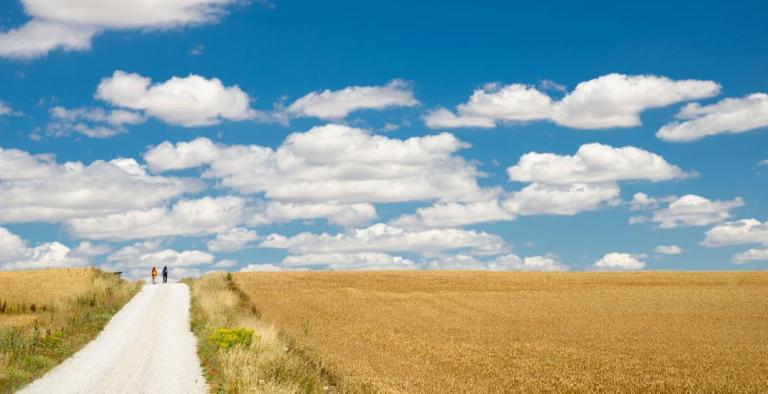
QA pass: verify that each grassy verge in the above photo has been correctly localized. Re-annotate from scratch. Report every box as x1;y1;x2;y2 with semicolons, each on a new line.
0;270;140;393
185;272;337;393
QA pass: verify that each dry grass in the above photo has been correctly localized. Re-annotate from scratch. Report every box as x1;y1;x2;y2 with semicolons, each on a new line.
185;273;335;393
233;271;768;393
0;268;140;393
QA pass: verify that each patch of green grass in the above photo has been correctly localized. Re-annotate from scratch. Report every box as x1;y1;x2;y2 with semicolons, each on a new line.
0;271;140;393
209;328;256;350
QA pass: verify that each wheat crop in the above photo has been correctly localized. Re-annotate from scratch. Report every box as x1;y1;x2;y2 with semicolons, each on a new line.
233;271;768;393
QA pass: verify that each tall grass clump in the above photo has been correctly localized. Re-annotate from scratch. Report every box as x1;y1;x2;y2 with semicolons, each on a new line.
0;269;140;393
185;272;336;393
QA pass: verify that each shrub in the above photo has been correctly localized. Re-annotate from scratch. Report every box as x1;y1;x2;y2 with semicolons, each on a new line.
208;328;256;350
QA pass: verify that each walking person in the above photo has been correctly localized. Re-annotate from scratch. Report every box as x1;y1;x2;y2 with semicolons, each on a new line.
162;266;168;284
151;266;158;285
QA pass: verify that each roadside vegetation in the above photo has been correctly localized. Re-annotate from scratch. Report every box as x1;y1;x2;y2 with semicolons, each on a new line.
0;268;140;393
233;271;768;393
185;272;336;393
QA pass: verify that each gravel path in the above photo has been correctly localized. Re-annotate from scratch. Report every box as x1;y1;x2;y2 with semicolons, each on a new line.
21;283;207;394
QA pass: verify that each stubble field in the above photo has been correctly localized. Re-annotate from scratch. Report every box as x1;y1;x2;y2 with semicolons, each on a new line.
233;271;768;393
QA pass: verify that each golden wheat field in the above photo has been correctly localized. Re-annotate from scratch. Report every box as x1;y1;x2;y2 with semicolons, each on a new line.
0;268;98;327
233;271;768;393
0;268;139;391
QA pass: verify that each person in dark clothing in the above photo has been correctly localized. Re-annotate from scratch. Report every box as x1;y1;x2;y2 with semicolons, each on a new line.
162;266;168;284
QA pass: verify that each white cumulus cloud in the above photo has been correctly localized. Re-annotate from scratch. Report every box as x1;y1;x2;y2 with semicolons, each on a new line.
657;93;768;142
655;245;682;255
507;143;690;184
285;80;418;120
144;124;492;204
732;248;768;264
423;253;569;272
96;71;261;127
0;0;240;58
393;143;684;228
593;252;646;271
239;263;303;272
504;182;620;216
425;73;719;130
252;201;377;227
66;196;246;240
0;148;200;223
391;200;513;228
282;252;418;271
703;219;768;247
648;194;743;228
260;223;507;256
206;227;258;253
0;226;90;270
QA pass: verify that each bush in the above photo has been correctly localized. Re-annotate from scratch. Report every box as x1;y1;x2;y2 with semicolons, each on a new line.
208;328;256;350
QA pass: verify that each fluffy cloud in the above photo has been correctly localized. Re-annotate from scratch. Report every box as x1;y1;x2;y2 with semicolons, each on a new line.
0;148;200;223
629;192;677;211
394;183;619;228
252;202;377;227
212;259;237;268
278;251;567;271
0;226;89;270
552;74;720;128
393;143;681;228
703;219;768;247
425;73;719;130
206;227;258;253
507;143;690;184
46;106;146;138
593;252;646;270
69;241;111;258
0;227;29;262
144;137;222;172
391;200;513;228
260;223;507;255
96;71;261;127
655;245;682;255
424;83;551;128
423;254;569;272
0;20;95;59
239;263;302;272
657;93;768;142
285;80;418;120
504;182;620;216
0;0;239;58
66;196;245;240
145;124;492;204
647;195;743;228
732;248;768;264
282;252;417;271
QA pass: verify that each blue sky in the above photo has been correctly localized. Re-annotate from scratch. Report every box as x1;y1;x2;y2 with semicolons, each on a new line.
1;0;767;277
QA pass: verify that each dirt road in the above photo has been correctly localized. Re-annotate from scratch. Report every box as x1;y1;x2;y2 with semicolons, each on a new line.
21;283;207;394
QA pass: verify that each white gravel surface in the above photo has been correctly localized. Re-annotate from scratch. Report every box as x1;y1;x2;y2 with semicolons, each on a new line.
20;283;207;394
